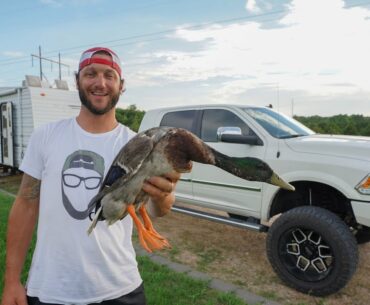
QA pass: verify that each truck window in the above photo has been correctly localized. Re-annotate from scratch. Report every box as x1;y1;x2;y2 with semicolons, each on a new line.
160;110;196;132
201;109;254;142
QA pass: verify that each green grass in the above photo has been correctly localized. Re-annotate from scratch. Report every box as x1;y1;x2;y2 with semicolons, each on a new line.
0;192;248;305
0;193;15;297
139;255;247;305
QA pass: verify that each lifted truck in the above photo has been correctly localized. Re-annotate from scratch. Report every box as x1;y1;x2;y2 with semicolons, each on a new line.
139;104;370;296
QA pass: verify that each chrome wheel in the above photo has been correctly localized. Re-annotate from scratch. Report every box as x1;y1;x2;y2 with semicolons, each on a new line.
280;228;333;281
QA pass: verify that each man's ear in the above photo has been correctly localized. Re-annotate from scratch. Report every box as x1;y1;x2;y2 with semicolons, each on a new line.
75;72;80;90
120;79;126;94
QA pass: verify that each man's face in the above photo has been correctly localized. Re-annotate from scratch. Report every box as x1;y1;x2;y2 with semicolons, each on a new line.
77;53;123;115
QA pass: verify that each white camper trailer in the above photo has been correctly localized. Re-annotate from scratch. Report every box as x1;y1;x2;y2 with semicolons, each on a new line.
0;76;80;169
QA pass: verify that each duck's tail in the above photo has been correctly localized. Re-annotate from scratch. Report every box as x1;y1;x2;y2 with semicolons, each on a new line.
87;206;103;235
86;191;106;235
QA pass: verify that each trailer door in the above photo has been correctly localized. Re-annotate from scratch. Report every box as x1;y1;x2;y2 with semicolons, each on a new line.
1;102;14;167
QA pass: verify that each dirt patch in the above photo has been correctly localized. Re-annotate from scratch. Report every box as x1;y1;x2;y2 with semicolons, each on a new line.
0;172;22;194
152;209;370;305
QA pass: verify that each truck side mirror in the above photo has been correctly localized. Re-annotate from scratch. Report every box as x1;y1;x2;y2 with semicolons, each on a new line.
217;127;263;146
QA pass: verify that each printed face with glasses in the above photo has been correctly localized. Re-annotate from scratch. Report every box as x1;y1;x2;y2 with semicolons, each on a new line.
62;167;103;213
63;173;102;190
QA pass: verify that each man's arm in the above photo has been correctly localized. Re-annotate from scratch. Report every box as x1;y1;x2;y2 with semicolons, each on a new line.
1;174;41;305
143;171;180;217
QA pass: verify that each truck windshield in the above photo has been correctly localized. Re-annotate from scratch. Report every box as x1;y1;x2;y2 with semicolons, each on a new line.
243;107;315;139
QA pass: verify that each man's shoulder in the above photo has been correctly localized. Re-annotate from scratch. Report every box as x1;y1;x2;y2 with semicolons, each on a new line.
36;117;74;133
117;123;137;138
46;117;74;128
31;118;74;142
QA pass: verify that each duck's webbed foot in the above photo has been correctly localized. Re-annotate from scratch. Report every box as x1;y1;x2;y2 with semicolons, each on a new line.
127;204;170;253
139;206;170;246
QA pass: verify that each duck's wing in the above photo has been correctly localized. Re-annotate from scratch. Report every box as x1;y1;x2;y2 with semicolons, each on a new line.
100;127;173;189
100;132;156;191
87;132;156;218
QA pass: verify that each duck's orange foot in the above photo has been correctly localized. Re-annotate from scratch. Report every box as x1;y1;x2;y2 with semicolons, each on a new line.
127;204;170;253
139;205;170;247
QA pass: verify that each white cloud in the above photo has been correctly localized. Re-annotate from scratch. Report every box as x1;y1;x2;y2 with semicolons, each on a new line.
132;0;370;112
245;0;261;13
2;51;24;58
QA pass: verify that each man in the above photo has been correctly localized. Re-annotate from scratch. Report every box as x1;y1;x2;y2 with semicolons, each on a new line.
1;47;180;305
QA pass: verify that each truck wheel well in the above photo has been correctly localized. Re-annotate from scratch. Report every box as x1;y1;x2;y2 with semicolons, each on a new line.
270;181;355;225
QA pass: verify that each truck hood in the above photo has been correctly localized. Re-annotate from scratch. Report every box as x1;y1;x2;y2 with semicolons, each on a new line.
285;134;370;161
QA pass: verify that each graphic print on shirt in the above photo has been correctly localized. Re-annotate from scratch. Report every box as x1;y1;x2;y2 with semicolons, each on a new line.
61;150;105;220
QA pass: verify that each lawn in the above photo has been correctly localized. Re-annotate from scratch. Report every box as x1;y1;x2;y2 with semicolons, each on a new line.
0;191;248;305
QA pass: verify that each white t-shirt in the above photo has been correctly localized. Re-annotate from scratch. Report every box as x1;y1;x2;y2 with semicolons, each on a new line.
20;118;142;304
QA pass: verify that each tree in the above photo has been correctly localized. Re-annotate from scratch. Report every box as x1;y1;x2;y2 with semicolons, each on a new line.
294;114;370;136
116;105;145;132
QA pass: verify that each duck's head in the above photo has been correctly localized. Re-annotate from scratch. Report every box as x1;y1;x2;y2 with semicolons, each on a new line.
218;156;295;191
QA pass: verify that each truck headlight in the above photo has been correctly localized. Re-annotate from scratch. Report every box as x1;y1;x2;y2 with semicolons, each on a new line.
355;174;370;195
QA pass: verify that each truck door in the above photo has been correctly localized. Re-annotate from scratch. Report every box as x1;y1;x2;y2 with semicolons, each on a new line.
191;108;266;218
1;102;14;167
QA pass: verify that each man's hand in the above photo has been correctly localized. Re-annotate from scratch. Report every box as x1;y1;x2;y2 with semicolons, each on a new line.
142;171;181;217
1;281;28;305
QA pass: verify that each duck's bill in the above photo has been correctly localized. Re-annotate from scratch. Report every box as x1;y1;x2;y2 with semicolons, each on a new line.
269;172;295;191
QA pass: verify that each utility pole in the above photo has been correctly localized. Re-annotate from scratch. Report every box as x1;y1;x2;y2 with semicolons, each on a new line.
58;53;62;80
291;98;294;117
38;46;42;80
31;46;70;81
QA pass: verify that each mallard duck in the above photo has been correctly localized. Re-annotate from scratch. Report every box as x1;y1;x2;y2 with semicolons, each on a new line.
87;126;294;252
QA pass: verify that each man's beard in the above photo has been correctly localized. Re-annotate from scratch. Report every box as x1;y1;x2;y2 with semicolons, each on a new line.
78;88;120;115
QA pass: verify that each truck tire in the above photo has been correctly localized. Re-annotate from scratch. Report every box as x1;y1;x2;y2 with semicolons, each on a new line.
266;206;358;296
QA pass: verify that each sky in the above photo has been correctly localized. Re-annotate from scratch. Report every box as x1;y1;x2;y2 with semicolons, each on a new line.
1;0;370;117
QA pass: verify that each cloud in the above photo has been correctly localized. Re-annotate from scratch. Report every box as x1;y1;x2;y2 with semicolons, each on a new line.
245;0;261;13
245;0;274;14
132;0;370;107
2;51;24;58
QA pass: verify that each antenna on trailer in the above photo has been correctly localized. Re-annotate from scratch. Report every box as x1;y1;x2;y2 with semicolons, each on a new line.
276;82;281;158
31;46;70;81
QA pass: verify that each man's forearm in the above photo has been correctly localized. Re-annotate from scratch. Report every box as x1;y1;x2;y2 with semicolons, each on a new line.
5;174;40;284
5;197;39;284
